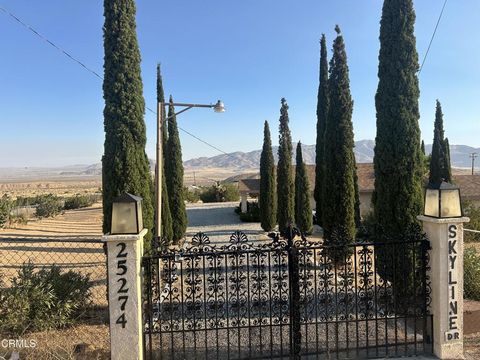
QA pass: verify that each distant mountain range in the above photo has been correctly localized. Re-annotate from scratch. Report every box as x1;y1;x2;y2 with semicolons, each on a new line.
184;140;480;170
1;141;478;180
184;140;375;170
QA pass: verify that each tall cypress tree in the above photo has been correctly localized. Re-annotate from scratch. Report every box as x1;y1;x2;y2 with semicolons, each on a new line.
277;98;294;235
156;64;173;242
429;100;451;184
102;0;154;241
421;140;425;155
322;26;357;254
314;34;329;226
295;142;313;234
165;96;187;243
260;121;277;232
373;0;423;284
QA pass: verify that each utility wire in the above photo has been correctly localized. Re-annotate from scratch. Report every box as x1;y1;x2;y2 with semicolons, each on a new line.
419;0;448;74
0;6;103;80
0;5;230;156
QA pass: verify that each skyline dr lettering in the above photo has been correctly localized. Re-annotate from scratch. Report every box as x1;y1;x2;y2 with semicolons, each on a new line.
446;224;460;341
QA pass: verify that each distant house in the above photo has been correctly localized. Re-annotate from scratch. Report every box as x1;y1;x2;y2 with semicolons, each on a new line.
238;163;480;216
454;175;480;207
238;179;260;212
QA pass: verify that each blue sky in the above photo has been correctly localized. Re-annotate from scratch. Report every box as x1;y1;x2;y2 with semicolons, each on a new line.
1;1;479;167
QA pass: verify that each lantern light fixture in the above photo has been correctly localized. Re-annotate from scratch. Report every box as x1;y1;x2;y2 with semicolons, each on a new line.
111;193;143;235
423;181;463;219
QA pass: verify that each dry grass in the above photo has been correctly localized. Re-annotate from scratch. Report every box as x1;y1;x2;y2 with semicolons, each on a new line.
2;203;103;237
0;204;108;359
1;324;110;360
465;332;480;359
0;178;101;199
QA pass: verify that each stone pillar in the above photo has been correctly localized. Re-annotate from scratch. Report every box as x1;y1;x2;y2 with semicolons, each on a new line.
103;229;147;360
418;215;470;359
241;194;248;213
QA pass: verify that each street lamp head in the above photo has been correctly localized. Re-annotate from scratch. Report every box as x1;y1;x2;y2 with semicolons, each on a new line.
213;100;226;113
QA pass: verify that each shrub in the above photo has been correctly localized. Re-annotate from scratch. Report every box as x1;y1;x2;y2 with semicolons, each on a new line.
0;195;12;228
35;194;62;218
199;186;218;203
9;213;28;225
238;201;260;222
0;263;92;335
64;194;95;210
223;183;240;202
464;247;480;301
199;183;240;203
463;201;480;243
184;187;200;203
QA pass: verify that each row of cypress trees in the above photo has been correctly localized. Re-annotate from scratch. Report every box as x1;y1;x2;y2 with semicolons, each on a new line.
312;0;452;267
260;26;359;240
103;0;450;255
321;26;358;246
311;26;359;254
259;102;313;235
157;67;188;245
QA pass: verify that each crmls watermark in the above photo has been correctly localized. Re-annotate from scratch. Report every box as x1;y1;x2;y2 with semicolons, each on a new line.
1;338;37;349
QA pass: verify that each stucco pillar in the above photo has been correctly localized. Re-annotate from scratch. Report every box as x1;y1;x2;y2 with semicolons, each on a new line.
418;215;469;359
103;229;147;360
241;194;248;213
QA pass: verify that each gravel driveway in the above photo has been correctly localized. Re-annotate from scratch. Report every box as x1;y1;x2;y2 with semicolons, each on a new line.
185;202;263;244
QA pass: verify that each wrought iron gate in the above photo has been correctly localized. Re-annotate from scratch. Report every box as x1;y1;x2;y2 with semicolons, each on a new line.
142;228;432;359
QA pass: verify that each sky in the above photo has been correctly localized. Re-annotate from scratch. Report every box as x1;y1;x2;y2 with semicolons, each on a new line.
0;0;479;167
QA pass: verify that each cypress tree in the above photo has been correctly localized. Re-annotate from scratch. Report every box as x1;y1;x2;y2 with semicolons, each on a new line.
444;137;452;182
165;96;188;243
322;26;357;256
102;0;154;241
429;100;451;184
373;0;423;285
353;163;361;228
295;142;313;234
314;34;329;226
421;140;425;155
259;121;277;232
156;64;173;242
277;98;294;235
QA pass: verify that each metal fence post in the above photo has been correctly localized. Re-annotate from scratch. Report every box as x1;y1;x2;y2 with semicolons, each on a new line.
287;225;301;359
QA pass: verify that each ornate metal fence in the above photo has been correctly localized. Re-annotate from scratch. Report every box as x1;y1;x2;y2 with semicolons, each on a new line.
142;229;432;359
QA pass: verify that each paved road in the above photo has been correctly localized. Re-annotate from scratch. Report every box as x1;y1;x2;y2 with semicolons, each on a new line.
185;202;264;243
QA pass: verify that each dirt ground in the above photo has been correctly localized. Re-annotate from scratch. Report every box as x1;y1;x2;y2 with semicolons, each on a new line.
465;331;480;359
3;203;103;237
0;178;102;199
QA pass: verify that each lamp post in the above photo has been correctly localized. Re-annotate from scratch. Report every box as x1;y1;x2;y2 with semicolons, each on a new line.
155;100;225;240
418;180;470;358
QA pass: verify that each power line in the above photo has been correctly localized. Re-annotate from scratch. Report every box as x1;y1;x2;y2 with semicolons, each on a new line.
0;6;103;80
0;5;230;156
419;0;448;74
